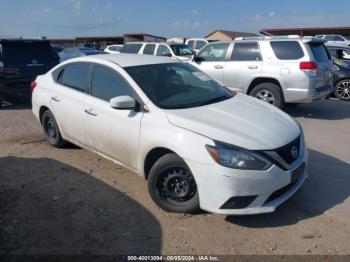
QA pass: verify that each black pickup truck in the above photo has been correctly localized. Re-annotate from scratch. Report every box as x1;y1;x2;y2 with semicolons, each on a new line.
0;39;59;93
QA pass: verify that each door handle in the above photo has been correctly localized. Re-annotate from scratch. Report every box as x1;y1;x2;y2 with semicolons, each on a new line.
84;109;97;116
248;65;258;69
214;65;223;69
51;96;60;102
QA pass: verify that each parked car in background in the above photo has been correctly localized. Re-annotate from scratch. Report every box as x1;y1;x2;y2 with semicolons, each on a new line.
327;46;350;67
185;38;218;53
104;44;123;54
0;38;59;92
32;54;307;215
83;43;101;50
190;36;333;108
315;35;350;47
332;58;350;101
59;47;106;62
120;42;194;61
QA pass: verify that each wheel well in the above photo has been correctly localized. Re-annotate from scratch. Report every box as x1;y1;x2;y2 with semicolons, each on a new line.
39;106;49;123
247;78;282;95
144;148;175;179
335;78;350;86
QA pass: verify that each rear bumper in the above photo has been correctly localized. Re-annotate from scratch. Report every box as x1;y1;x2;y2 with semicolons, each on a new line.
0;77;33;92
284;83;333;103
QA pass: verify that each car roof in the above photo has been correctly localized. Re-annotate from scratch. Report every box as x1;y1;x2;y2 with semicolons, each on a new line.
0;39;50;44
75;53;176;67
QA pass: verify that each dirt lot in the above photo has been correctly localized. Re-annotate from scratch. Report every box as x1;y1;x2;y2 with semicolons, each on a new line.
1;93;350;255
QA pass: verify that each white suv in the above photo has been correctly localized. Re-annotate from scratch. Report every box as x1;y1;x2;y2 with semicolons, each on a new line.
191;36;333;108
120;42;194;61
32;54;307;215
315;34;350;47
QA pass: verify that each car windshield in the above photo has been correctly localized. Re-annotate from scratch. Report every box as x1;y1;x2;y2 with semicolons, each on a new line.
170;45;194;56
309;43;330;62
125;63;234;109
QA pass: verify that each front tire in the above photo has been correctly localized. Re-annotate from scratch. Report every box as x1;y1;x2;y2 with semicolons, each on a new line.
250;83;284;109
148;154;200;213
334;80;350;101
41;110;67;148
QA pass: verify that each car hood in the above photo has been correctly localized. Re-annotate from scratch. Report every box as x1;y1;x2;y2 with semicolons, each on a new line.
165;93;300;150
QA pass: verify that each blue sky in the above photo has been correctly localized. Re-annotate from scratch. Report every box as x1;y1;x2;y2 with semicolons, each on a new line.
0;0;349;38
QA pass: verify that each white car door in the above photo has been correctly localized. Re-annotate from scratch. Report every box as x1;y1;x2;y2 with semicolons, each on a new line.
223;42;263;92
190;42;230;85
50;62;91;145
84;63;143;169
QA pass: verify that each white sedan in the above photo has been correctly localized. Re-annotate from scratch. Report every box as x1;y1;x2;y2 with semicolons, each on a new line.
31;54;307;215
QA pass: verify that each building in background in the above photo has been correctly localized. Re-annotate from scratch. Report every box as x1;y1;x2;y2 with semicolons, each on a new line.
75;36;124;48
260;27;350;39
205;30;257;41
123;33;166;43
49;32;166;49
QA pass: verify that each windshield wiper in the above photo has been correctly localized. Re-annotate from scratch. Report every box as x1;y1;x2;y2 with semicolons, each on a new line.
198;95;230;106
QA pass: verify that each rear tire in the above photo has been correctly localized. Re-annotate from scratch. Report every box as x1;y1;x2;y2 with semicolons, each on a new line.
334;79;350;101
41;110;67;148
148;153;200;213
250;83;284;109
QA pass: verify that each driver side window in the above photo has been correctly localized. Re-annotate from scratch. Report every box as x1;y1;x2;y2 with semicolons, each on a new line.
197;43;229;62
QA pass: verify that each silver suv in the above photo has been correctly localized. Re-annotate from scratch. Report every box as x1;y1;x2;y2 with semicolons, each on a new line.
190;36;333;108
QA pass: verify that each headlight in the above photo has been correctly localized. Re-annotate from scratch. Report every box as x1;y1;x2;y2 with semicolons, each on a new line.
206;142;272;170
332;64;340;71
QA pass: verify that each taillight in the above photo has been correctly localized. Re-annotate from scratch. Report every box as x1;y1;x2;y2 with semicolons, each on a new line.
30;81;37;93
300;61;318;70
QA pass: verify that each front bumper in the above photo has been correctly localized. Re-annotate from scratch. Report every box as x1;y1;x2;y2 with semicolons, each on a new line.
186;148;308;215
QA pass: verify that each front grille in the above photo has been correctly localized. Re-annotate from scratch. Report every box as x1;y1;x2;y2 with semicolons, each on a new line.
220;195;257;209
276;136;301;165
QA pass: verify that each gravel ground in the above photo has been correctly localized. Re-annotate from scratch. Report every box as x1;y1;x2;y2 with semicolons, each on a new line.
0;93;350;255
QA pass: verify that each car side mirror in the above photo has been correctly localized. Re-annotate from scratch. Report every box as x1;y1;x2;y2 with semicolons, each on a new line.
110;96;136;110
193;55;203;63
162;53;172;57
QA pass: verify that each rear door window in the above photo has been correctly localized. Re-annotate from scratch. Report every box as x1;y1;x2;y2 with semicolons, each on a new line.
331;36;345;41
2;41;58;61
324;35;334;41
187;40;195;49
270;41;304;60
231;42;262;61
91;64;133;101
309;43;330;62
120;44;142;54
143;44;156;55
60;62;91;92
